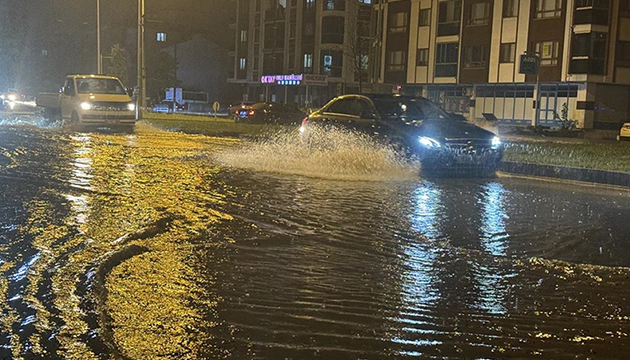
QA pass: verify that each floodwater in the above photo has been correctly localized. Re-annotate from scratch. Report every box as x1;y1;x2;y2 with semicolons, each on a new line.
1;115;629;359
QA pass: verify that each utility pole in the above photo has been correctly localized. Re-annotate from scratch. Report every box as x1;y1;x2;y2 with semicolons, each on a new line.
137;0;145;118
97;0;101;73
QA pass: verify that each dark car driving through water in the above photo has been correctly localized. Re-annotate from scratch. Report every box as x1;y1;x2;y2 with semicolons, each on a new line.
235;102;305;125
300;94;503;177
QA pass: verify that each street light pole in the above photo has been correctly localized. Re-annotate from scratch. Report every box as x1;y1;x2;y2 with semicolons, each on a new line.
97;0;101;74
137;0;145;118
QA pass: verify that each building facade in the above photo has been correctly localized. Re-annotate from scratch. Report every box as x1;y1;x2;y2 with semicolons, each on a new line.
229;0;376;107
378;0;630;129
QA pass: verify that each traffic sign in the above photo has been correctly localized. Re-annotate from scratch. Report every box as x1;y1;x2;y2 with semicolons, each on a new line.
175;87;183;104
165;87;174;101
519;54;540;75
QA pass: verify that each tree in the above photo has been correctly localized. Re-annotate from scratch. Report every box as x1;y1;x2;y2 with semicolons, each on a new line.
104;44;129;86
346;1;374;94
146;51;179;104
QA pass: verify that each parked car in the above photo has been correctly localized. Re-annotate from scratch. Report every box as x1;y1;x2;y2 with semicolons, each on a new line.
617;122;630;141
300;94;503;177
235;102;305;125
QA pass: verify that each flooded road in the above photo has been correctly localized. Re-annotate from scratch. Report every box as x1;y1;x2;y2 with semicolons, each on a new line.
1;116;629;359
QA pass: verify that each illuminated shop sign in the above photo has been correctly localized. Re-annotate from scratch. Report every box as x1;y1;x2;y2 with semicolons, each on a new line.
260;74;303;86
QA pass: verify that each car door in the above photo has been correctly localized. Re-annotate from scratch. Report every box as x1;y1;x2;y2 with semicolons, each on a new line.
60;78;75;119
321;97;363;130
353;98;382;136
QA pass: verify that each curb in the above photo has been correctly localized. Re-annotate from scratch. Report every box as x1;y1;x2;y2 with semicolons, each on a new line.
498;161;630;188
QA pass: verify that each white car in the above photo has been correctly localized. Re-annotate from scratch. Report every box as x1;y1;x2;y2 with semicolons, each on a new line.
618;122;630;141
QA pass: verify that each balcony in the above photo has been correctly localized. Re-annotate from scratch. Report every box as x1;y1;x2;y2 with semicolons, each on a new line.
570;58;606;75
574;8;609;25
437;22;460;37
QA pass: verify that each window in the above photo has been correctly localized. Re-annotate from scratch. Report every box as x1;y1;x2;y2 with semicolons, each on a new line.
240;30;247;42
617;41;630;67
389;12;408;33
435;42;459;77
239;58;246;70
326;98;365;116
322;51;343;77
156;32;166;42
500;43;516;63
321;16;345;44
324;0;345;11
303;53;313;69
622;1;630;17
534;40;560;65
388;50;406;71
439;1;462;23
535;0;562;19
305;0;315;11
419;9;431;26
575;0;609;9
416;49;429;66
438;1;462;36
463;45;487;68
570;32;607;74
503;0;518;17
468;2;491;26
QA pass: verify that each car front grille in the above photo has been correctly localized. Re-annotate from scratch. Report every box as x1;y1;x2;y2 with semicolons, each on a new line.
91;102;130;111
444;139;495;154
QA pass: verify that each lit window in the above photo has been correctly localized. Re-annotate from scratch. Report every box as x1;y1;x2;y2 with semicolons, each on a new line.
239;58;246;70
240;29;247;42
419;9;431;26
503;0;519;17
499;43;516;63
463;45;487;68
389;12;408;33
467;2;491;25
303;53;313;68
157;32;166;42
535;0;562;19
416;49;429;66
387;50;406;71
534;41;560;65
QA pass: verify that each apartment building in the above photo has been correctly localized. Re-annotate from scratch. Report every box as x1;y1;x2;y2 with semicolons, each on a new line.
229;0;375;107
377;0;630;129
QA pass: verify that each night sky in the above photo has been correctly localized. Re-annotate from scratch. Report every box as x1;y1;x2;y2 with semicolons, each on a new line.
0;0;235;95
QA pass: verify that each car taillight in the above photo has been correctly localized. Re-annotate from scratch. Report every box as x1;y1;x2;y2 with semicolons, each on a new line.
248;109;255;116
301;117;308;126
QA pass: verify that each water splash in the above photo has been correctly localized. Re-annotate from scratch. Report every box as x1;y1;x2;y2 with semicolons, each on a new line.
215;126;420;181
0;112;65;129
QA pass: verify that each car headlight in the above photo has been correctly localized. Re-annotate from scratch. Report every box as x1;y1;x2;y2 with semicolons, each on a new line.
80;102;92;110
8;94;16;101
127;103;136;111
491;136;502;149
419;136;441;149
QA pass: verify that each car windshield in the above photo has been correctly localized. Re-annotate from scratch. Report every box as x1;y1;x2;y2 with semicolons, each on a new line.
76;78;126;95
371;97;451;124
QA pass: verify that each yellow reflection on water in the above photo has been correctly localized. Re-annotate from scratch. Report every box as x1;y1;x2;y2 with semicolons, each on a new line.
9;125;234;358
